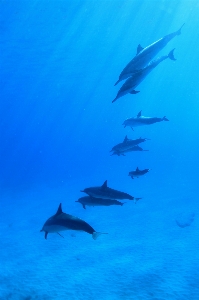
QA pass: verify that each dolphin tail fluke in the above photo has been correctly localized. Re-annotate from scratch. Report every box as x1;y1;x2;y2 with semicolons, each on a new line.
168;48;176;61
176;23;185;35
163;116;169;121
92;232;108;240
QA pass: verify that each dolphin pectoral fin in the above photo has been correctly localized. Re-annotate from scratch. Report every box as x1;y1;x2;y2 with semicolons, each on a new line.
45;231;48;239
57;232;64;238
168;48;176;61
131;127;134;131
83;204;86;209
136;44;144;55
130;90;140;94
92;232;108;240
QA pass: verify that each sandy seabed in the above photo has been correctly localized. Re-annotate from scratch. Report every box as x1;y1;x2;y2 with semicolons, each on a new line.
0;184;198;300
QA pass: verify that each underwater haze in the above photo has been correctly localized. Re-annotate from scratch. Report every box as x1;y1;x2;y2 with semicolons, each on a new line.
1;0;199;299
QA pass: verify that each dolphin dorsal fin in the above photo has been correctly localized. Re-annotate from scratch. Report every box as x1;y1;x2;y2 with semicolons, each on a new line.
136;167;139;171
137;44;144;55
123;135;128;143
55;203;63;216
137;110;142;118
101;180;108;190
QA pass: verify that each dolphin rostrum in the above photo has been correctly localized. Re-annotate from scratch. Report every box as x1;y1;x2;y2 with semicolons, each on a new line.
112;49;176;103
40;203;106;240
129;167;150;179
81;180;134;200
123;110;169;130
114;24;184;85
110;135;149;155
76;196;125;209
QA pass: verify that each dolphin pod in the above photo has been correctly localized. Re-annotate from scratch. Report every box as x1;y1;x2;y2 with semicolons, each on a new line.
41;25;184;241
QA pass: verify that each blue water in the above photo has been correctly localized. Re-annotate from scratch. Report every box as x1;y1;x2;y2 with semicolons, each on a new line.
1;1;199;299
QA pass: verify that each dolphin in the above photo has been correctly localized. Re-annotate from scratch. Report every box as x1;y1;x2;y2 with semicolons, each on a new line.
111;144;148;156
123;110;169;130
40;203;106;240
129;167;150;179
112;49;176;103
76;196;125;209
114;24;184;85
110;135;149;154
81;180;134;200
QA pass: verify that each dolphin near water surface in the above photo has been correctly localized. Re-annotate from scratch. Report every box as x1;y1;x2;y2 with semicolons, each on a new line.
112;49;176;103
114;24;184;85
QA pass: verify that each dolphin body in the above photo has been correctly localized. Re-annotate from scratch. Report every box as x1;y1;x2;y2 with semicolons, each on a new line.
40;203;105;240
129;167;150;179
112;49;176;103
111;144;148;156
81;180;134;200
110;135;149;155
114;24;184;85
123;110;169;130
76;196;125;209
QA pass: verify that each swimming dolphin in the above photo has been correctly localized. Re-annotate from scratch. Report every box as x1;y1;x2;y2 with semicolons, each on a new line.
40;203;106;240
110;135;149;154
111;144;148;156
76;196;125;209
81;180;134;200
129;167;150;179
123;110;169;130
114;24;184;85
112;49;176;103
